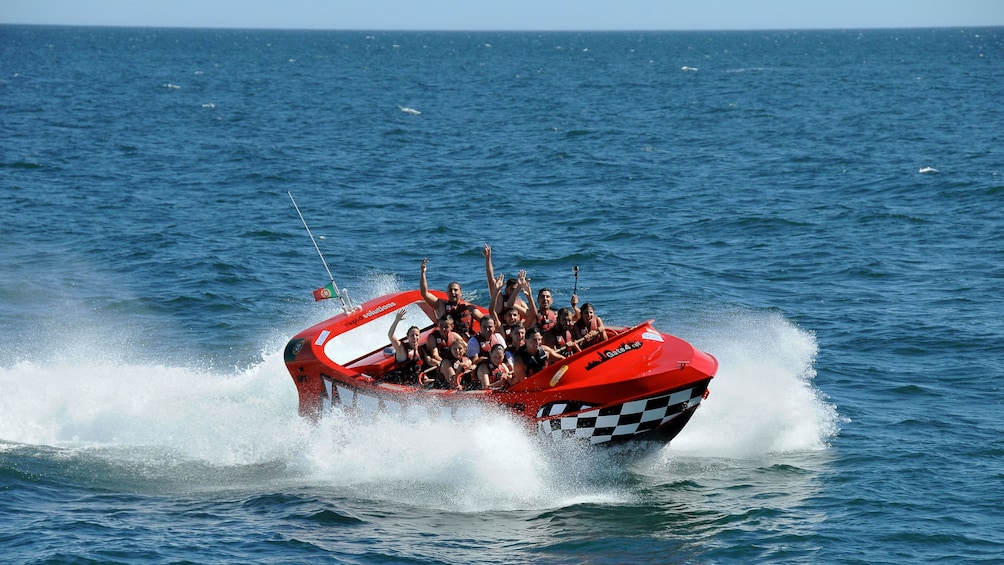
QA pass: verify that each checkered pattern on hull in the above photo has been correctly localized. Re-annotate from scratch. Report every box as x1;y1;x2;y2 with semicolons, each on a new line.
536;385;706;445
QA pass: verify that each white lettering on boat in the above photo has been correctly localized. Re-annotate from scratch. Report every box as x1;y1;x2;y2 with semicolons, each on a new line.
363;301;397;319
585;340;643;370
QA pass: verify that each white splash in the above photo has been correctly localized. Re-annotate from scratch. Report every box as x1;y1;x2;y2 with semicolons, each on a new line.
670;309;841;459
0;275;837;509
0;352;301;466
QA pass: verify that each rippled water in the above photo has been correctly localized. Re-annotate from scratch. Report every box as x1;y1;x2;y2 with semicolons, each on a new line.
2;25;1003;563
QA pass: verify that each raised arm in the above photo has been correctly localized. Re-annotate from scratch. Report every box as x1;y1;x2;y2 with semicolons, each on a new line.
521;271;539;328
388;309;405;344
489;273;505;329
388;309;407;359
483;243;500;299
419;258;439;310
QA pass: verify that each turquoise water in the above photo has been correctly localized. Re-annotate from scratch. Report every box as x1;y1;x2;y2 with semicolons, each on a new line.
2;26;1003;563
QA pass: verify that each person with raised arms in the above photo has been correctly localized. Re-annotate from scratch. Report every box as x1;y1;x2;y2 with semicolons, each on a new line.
385;308;432;385
420;257;483;340
489;271;535;345
482;243;528;318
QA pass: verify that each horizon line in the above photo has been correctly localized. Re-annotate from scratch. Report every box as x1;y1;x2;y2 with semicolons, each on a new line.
3;22;1002;33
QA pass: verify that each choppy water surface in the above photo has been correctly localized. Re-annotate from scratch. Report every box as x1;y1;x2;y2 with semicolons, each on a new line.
2;26;1003;563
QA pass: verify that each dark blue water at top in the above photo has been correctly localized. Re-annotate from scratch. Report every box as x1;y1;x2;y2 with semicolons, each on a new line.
1;25;1003;564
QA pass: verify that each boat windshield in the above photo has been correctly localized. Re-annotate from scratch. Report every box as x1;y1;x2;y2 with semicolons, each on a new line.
322;300;434;365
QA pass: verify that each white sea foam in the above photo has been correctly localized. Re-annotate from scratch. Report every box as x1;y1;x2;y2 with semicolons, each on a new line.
669;308;841;459
0;352;301;465
0;278;835;508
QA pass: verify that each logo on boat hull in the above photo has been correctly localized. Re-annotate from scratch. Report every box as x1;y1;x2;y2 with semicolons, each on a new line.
346;301;398;327
284;339;305;362
585;340;643;370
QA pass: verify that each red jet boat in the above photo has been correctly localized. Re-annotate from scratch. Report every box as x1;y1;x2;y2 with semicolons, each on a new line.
284;289;717;446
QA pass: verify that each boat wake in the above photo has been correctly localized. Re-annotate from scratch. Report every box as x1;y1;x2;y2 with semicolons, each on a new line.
0;301;838;509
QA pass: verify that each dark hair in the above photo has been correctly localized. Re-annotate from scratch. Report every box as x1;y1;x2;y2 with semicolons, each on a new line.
491;344;506;353
505;278;518;288
525;326;541;339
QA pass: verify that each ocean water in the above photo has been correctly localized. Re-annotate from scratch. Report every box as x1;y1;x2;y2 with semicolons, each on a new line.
1;25;1003;564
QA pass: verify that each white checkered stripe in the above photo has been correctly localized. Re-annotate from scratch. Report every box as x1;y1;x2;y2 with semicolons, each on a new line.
536;385;706;445
322;377;485;421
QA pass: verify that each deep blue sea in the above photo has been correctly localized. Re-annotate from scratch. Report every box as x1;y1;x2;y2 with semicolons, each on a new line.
2;25;1003;563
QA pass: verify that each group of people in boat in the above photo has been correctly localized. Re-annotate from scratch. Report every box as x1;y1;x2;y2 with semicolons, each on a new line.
385;244;608;391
